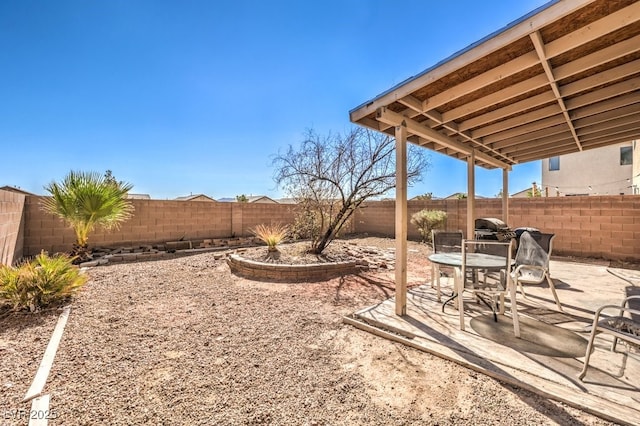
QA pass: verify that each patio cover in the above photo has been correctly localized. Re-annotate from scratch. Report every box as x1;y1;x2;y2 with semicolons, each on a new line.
349;0;640;314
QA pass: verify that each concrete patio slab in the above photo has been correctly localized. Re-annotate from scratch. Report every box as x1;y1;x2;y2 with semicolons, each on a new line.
345;258;639;426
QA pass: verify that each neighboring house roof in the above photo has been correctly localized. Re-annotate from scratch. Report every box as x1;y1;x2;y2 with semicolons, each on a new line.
246;195;277;204
442;192;487;200
218;195;280;203
409;195;442;201
127;193;151;200
175;194;216;202
275;198;298;204
510;188;532;198
0;185;37;196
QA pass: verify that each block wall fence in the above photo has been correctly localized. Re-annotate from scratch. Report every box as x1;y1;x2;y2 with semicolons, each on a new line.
0;190;25;265
354;197;640;260
20;196;298;257
0;191;637;263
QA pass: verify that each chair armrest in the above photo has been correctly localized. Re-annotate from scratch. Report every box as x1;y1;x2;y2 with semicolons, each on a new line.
591;304;640;327
621;295;640;308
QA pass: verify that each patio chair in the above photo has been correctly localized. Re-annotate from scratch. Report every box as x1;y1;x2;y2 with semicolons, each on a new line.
456;238;520;337
431;230;463;301
578;295;640;380
511;231;563;311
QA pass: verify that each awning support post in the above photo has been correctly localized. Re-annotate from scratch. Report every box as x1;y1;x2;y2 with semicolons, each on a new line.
502;168;509;225
467;150;476;239
395;123;408;316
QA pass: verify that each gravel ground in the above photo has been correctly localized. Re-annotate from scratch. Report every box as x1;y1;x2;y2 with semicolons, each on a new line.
0;237;616;425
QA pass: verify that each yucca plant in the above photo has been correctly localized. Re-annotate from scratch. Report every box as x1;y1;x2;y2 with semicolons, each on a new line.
251;223;289;252
0;252;88;312
41;170;134;261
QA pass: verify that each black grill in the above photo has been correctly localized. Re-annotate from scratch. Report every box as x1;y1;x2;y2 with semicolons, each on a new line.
474;218;517;241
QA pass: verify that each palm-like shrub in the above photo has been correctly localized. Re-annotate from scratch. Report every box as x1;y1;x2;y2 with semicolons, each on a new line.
0;252;88;312
41;171;134;259
410;209;447;243
251;223;289;252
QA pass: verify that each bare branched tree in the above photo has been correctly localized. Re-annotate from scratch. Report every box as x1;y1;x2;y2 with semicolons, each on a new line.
273;127;429;254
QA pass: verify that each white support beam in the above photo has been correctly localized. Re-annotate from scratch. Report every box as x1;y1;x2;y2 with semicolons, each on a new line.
565;76;640;111
502;169;509;226
376;107;511;170
544;1;640;58
530;30;582;151
570;91;640;121
445;74;550;125
437;1;640;116
395;123;408;316
397;96;514;165
483;115;567;144
554;33;640;81
467;150;476;240
424;51;540;112
349;0;595;123
457;91;556;131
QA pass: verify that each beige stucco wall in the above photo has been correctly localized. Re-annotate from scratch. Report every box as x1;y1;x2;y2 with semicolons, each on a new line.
542;142;633;196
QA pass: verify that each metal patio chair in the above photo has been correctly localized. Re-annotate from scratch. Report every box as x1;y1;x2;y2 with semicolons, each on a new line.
511;231;563;311
431;230;463;301
578;295;640;380
456;238;520;337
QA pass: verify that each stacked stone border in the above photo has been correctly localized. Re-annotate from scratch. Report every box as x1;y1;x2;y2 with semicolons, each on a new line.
226;253;360;282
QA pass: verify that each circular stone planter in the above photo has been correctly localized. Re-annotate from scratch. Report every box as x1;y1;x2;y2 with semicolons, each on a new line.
226;253;361;282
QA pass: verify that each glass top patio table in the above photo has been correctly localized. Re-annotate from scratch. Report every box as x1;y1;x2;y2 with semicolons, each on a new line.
428;252;510;270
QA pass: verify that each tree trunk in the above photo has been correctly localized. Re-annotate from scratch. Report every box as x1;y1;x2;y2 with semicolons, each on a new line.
310;203;352;254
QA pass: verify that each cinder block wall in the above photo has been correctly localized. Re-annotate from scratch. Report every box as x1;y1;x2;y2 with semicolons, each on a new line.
23;197;236;255
22;197;298;256
230;202;298;237
354;196;640;261
508;196;640;260
18;194;640;261
0;189;26;265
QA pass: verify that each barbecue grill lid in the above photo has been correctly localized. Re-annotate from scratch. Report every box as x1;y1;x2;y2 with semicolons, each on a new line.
475;217;508;230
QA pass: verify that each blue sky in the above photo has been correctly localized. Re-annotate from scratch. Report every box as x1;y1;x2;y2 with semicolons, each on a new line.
0;0;550;200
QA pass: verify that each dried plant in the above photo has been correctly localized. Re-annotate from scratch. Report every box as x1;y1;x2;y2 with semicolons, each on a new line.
251;223;289;252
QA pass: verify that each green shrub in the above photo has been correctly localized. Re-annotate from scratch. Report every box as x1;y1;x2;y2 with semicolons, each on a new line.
410;209;447;243
0;252;88;312
251;223;289;252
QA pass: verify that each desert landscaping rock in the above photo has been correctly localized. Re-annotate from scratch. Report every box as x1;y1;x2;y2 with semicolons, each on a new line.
0;237;614;425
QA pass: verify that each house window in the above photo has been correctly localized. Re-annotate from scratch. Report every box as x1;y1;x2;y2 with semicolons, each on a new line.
549;156;559;171
620;146;632;165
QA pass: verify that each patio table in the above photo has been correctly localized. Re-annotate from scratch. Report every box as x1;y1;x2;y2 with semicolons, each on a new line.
429;252;510;301
428;252;520;337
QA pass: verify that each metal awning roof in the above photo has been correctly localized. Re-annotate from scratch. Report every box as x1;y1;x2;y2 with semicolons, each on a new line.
349;0;640;170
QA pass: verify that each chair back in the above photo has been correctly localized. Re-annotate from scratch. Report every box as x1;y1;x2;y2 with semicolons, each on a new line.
432;230;463;253
474;239;515;258
461;239;514;291
514;231;554;283
530;232;554;256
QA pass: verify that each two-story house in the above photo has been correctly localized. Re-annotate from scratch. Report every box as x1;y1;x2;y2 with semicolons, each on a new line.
541;141;635;196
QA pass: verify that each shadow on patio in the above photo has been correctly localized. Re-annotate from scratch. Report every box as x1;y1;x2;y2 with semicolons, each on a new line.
345;258;640;426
